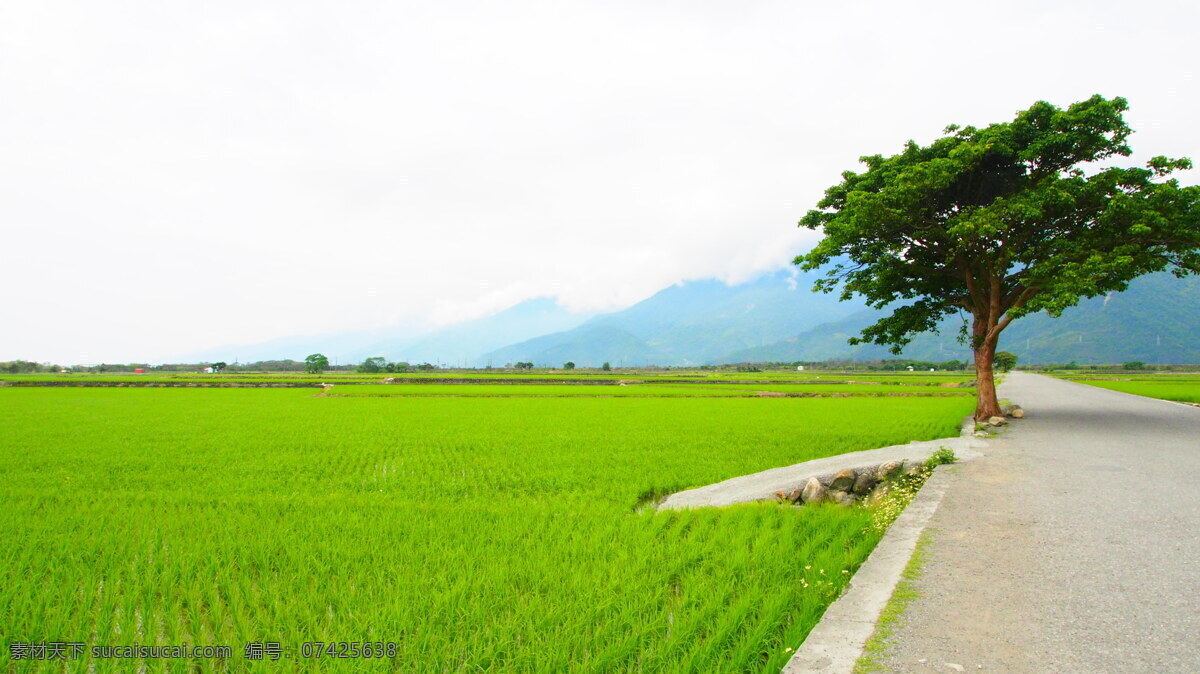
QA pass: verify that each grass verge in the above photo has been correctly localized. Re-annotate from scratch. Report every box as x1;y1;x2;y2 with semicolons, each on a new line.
853;529;935;673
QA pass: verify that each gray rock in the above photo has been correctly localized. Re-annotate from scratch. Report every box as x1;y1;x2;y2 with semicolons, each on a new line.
800;477;827;504
1001;403;1025;418
877;460;903;480
829;468;856;491
786;487;803;504
902;460;924;476
852;471;878;495
828;490;855;506
987;415;1007;426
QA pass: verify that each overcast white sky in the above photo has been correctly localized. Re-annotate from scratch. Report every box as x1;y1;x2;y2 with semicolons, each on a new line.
3;0;1197;363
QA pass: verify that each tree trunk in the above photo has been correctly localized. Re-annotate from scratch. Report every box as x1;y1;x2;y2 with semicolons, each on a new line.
973;333;1003;421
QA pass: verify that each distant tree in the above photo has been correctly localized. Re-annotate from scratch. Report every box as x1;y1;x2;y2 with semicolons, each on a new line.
304;353;330;374
601;361;612;371
1123;360;1147;370
417;362;436;371
797;95;1200;419
994;351;1018;372
938;359;967;371
2;360;45;374
514;361;534;370
562;361;576;370
211;361;227;373
357;356;387;373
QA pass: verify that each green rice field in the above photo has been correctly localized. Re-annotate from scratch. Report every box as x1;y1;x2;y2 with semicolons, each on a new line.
0;383;973;672
1060;373;1200;403
330;383;749;397
327;383;971;398
0;370;972;387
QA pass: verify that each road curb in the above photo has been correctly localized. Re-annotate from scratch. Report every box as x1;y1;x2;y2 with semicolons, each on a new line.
660;417;983;510
781;419;979;673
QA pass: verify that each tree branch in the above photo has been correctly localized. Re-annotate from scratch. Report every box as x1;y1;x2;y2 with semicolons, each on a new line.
989;286;1040;338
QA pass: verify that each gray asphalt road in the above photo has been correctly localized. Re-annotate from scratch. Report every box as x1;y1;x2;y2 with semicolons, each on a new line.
878;372;1200;673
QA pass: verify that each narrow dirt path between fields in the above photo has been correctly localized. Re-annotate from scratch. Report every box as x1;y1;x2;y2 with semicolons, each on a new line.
876;372;1200;672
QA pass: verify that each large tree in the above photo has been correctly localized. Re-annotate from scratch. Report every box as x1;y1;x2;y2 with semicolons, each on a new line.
304;353;329;374
797;95;1200;420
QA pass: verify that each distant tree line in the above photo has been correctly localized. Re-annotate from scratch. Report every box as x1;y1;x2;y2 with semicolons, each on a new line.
2;360;62;374
729;358;975;372
6;357;1194;376
355;357;437;374
500;361;608;370
0;359;368;374
1024;360;1189;372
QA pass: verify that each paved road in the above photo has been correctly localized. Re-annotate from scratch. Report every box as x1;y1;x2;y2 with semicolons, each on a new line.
879;372;1200;673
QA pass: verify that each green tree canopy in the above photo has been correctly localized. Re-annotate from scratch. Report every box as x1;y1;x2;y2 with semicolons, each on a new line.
994;351;1018;372
304;353;329;374
357;356;387;374
797;95;1200;419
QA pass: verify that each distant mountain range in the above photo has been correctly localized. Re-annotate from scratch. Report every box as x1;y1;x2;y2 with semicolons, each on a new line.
724;272;1200;365
183;297;592;366
480;270;864;367
187;268;1200;366
383;298;593;366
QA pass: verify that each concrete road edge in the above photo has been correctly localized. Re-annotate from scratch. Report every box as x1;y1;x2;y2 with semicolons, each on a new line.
781;464;957;673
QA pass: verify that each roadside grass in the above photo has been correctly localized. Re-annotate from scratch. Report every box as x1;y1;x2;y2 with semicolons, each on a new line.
0;388;972;672
849;453;954;672
853;530;934;673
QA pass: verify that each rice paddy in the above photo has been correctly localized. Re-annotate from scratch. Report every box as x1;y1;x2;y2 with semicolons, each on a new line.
326;384;971;398
0;370;973;387
1059;373;1200;404
0;379;973;672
